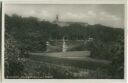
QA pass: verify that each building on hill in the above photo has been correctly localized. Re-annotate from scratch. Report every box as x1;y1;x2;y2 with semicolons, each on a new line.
53;15;89;27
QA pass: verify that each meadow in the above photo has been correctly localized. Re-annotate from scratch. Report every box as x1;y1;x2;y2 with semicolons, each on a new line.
22;52;111;79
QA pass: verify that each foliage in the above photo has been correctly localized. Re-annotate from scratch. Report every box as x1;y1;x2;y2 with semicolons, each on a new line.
5;14;124;79
5;33;26;78
108;36;124;78
24;59;110;79
5;14;124;53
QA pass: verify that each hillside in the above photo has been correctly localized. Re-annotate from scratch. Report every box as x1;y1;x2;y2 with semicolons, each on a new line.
5;14;124;78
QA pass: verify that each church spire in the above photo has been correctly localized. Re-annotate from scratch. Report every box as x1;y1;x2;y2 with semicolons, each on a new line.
55;14;59;22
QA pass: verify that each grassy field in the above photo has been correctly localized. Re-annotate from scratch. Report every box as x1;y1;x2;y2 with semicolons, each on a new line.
30;51;90;57
29;52;110;70
21;52;112;79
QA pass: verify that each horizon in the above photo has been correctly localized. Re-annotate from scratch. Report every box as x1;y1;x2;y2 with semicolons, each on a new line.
5;4;124;28
6;14;124;29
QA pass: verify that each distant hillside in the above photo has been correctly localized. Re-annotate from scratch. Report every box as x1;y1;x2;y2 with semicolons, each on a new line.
5;14;124;42
5;14;124;59
53;21;89;27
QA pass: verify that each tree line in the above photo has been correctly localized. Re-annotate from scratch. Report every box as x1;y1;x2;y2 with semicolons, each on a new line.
5;14;124;78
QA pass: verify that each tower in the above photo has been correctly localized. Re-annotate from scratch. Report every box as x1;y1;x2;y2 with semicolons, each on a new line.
55;14;59;24
56;15;59;22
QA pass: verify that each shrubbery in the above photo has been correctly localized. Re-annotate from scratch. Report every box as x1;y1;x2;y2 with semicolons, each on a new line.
5;14;124;79
5;33;26;78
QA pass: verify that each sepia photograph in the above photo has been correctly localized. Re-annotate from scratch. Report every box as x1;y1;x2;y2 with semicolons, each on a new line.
4;4;124;79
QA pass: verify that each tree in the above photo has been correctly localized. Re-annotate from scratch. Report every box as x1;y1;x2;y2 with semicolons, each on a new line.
108;36;124;78
5;33;25;78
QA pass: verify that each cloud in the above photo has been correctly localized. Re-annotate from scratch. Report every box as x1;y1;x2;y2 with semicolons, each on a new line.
87;10;96;17
5;4;124;28
96;11;123;27
99;12;120;21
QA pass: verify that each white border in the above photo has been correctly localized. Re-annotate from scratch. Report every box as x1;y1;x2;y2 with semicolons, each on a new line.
2;0;127;4
2;1;127;83
124;3;127;83
2;2;4;82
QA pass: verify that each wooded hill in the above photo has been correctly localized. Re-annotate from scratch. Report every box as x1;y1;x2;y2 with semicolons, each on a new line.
5;14;124;59
5;15;123;42
5;14;124;78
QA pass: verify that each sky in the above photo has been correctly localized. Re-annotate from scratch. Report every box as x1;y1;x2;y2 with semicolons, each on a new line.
5;4;124;28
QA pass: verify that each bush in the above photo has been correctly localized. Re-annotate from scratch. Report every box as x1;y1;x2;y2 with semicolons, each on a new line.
5;33;26;78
